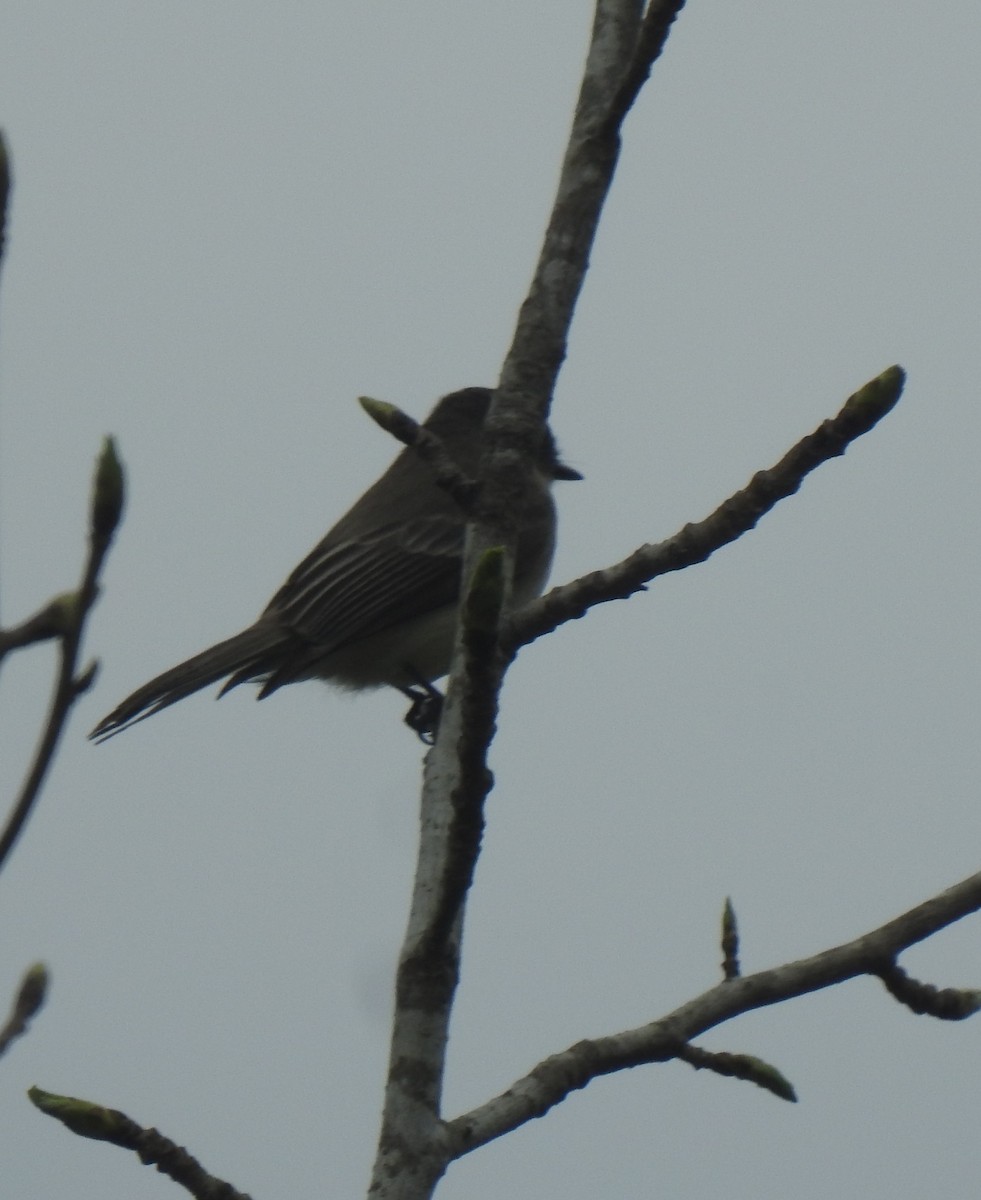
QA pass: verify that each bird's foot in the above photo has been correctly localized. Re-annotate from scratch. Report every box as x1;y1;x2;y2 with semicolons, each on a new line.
399;677;444;744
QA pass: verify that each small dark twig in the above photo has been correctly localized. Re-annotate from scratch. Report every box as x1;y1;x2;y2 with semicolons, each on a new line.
29;1087;253;1200
675;1042;797;1103
359;395;480;513
0;438;124;873
0;963;48;1058
721;897;740;980
0;130;10;283
875;960;981;1021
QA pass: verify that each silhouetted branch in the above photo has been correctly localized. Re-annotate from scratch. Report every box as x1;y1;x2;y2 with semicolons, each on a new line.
603;0;688;135
29;1087;252;1200
359;396;479;513
370;6;689;1195
446;864;981;1155
507;366;905;654
0;595;84;659
0;438;124;872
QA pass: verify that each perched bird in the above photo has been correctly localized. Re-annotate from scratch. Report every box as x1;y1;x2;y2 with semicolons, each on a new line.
90;388;580;741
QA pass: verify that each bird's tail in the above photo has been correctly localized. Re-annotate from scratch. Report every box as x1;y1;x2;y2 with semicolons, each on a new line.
89;623;290;742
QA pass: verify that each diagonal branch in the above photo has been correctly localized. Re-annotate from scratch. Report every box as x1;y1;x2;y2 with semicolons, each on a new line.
445;864;981;1156
505;364;905;655
29;1087;253;1200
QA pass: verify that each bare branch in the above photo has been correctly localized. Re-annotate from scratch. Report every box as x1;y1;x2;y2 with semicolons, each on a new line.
0;438;124;872
28;1087;253;1200
446;865;981;1155
422;548;506;954
495;0;645;408
602;0;688;136
358;395;479;514
506;365;906;655
370;7;690;1194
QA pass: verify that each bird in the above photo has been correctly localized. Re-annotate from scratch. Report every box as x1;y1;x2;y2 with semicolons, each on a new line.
89;387;580;742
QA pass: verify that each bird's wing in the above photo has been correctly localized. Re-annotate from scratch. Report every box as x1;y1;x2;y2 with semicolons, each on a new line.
263;513;465;651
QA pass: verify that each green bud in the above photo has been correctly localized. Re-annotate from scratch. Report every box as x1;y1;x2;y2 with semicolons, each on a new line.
358;396;420;447
844;365;906;422
28;1086;128;1140
16;963;48;1019
735;1054;798;1103
358;395;398;428
91;436;125;540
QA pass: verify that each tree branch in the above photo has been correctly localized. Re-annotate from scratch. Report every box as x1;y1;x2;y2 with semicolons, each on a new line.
446;866;981;1155
370;5;688;1196
358;395;480;515
602;0;688;136
0;593;86;660
505;365;905;655
29;1087;253;1200
0;438;124;872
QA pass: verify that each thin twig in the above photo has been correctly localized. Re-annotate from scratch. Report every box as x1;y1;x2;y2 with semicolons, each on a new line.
0;593;87;661
445;865;981;1155
0;130;9;275
29;1087;253;1200
675;1043;796;1102
359;396;479;514
875;960;981;1020
0;439;124;872
506;365;905;655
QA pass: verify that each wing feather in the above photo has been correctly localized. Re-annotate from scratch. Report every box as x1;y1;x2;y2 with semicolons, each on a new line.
264;514;464;650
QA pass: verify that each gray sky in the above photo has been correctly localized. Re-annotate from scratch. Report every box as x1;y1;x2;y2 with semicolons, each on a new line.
2;3;980;1197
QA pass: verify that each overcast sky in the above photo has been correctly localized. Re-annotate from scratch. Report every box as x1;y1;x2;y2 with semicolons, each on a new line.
2;3;980;1198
